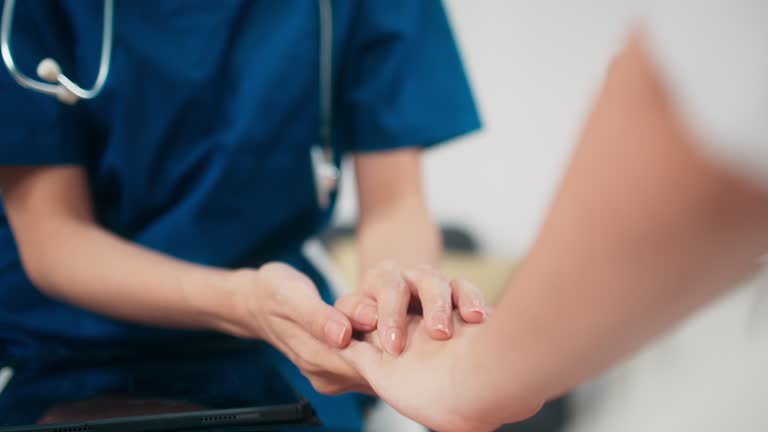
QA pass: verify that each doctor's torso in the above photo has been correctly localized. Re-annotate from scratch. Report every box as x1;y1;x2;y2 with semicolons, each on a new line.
0;0;355;352
0;0;481;356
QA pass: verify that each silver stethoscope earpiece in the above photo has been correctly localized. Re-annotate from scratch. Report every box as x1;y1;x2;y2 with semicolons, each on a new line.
1;0;114;105
1;0;339;207
36;58;78;104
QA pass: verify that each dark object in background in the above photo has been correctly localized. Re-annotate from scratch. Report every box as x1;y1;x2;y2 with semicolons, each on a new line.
495;397;569;432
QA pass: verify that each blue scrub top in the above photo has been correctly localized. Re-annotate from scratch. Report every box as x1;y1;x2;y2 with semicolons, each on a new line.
0;0;479;377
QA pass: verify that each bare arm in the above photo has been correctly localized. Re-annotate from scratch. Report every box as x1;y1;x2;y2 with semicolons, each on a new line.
341;32;768;431
354;148;441;275
335;149;487;356
1;167;245;333
464;32;768;414
2;166;380;394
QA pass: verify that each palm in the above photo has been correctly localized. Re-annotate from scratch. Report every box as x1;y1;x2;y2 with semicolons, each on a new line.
344;315;499;432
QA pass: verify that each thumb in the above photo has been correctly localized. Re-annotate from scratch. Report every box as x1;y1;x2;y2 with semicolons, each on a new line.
334;293;379;332
280;283;353;349
338;340;383;382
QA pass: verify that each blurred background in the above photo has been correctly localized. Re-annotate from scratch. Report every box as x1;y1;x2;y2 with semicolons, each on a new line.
337;0;638;256
327;1;768;431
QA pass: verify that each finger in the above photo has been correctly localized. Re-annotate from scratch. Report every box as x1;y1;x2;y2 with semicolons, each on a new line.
334;294;378;331
277;280;353;349
338;340;384;383
283;323;370;394
450;278;488;323
404;266;453;340
364;262;410;356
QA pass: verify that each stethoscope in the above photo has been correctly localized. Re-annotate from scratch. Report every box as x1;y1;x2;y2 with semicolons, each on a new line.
0;0;340;208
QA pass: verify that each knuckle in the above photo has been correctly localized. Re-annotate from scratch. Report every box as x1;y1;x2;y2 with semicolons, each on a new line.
375;260;400;273
364;261;391;281
413;263;436;273
333;294;349;308
409;265;440;285
334;293;362;311
388;277;409;296
364;262;407;296
431;297;451;313
414;272;446;294
369;260;401;279
333;298;362;319
381;305;408;326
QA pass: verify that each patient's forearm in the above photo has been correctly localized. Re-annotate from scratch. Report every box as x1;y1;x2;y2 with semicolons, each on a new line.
461;33;768;416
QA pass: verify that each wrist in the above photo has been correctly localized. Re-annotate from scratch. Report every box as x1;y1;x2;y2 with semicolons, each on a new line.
450;336;506;427
221;268;273;340
455;324;545;426
179;267;258;338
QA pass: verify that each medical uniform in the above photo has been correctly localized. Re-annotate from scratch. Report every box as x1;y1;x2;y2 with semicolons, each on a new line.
0;0;480;429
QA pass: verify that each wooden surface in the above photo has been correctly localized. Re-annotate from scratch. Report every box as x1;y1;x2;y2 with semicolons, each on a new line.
328;239;518;304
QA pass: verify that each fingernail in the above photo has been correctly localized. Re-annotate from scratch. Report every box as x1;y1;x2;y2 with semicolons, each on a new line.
432;312;451;336
471;298;487;320
384;327;403;355
324;320;347;347
354;303;378;327
468;308;486;321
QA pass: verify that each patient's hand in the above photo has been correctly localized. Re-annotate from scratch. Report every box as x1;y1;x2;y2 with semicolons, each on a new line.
334;263;489;356
339;312;541;432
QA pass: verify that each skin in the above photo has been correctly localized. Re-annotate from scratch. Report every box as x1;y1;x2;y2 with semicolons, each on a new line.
0;147;487;422
340;32;768;432
337;150;488;356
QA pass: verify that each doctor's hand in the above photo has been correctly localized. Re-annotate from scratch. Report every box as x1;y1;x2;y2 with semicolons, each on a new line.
339;312;542;432
227;263;371;395
334;261;489;356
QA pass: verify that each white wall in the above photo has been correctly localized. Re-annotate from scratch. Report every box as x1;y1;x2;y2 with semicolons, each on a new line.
334;0;642;256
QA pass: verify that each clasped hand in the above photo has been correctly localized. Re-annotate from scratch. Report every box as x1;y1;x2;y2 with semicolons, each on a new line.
229;261;486;395
335;263;543;432
232;261;539;431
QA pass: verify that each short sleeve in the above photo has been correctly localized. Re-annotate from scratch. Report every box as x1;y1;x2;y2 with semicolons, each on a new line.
0;0;81;165
643;0;768;185
336;0;481;153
